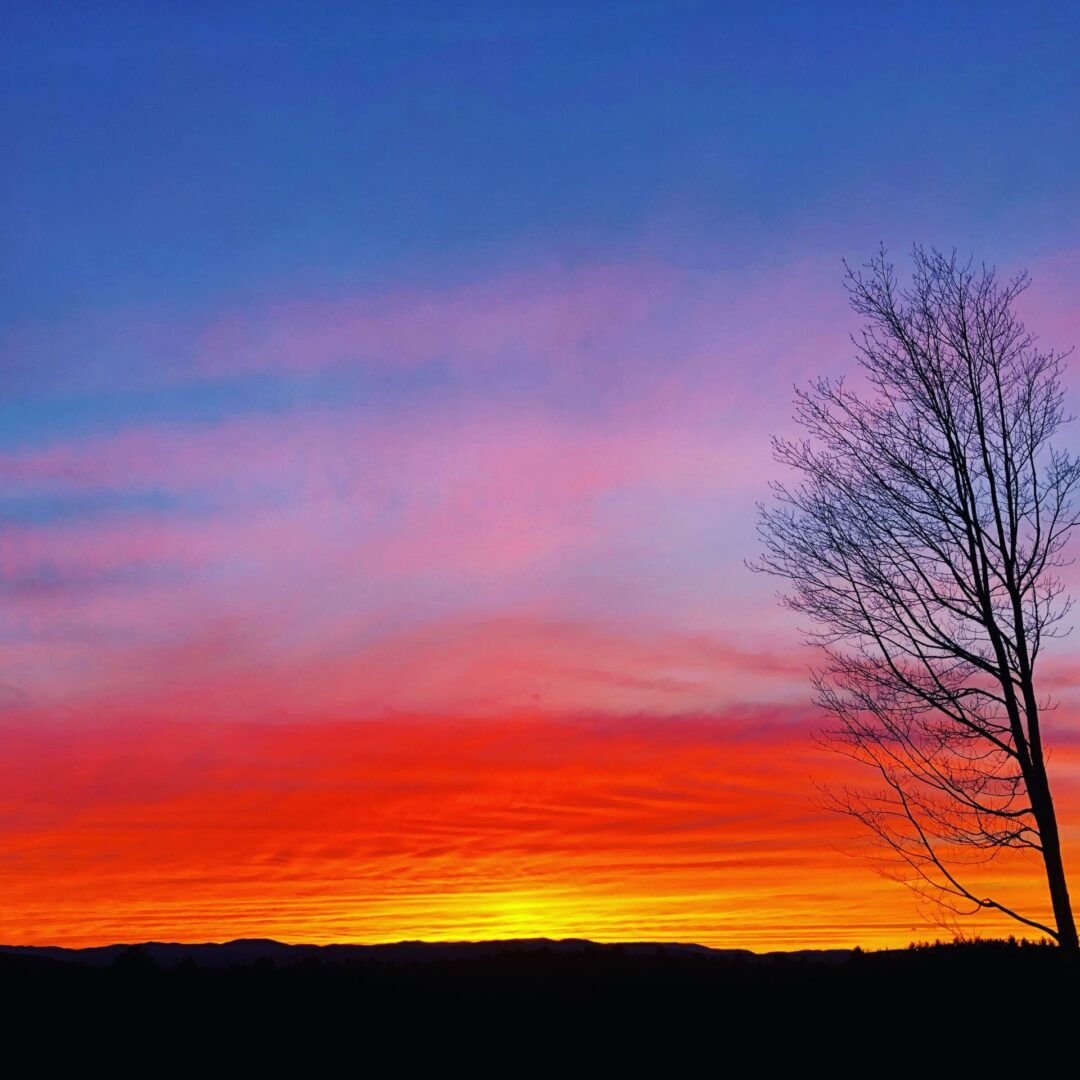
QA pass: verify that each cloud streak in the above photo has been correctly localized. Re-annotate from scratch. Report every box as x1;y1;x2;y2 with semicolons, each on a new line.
4;710;1073;949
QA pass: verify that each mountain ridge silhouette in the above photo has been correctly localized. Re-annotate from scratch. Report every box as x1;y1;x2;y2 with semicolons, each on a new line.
0;935;853;969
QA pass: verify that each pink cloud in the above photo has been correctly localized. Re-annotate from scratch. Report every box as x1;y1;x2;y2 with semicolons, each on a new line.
195;262;682;376
0;255;856;734
1014;251;1080;376
0;605;810;728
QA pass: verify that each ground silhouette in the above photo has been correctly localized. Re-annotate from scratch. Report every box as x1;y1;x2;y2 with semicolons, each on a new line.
4;935;1077;1042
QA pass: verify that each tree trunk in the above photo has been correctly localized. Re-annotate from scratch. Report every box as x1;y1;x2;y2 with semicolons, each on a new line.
1029;760;1079;952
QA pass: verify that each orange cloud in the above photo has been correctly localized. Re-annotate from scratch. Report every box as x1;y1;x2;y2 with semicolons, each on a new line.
2;711;1075;950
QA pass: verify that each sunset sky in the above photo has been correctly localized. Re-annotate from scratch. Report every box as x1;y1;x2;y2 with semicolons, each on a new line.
3;2;1080;950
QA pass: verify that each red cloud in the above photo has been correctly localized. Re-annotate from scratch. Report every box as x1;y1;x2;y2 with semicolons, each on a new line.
2;710;1074;950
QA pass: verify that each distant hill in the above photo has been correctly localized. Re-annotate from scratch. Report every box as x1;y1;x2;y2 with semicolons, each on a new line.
0;933;859;967
0;935;852;968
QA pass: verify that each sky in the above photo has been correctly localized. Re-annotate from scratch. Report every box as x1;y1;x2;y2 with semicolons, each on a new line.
2;1;1080;950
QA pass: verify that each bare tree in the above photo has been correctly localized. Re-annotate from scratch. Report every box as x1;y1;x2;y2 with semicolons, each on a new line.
749;244;1080;951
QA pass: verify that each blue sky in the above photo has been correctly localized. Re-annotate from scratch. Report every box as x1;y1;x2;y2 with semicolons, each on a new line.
6;3;1078;318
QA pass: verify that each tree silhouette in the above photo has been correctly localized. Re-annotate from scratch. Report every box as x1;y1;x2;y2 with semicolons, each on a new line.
750;245;1079;951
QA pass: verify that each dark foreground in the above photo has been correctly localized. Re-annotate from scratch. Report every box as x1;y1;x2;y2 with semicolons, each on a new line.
4;937;1078;1024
